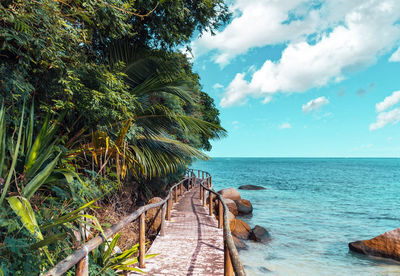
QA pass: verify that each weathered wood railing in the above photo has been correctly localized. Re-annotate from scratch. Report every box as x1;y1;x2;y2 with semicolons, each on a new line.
190;169;247;276
43;169;245;276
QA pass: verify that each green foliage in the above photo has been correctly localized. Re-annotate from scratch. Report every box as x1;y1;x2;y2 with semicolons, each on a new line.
92;233;157;275
0;0;229;274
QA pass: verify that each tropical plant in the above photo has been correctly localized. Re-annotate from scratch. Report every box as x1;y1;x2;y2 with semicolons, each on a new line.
91;233;157;275
0;102;62;204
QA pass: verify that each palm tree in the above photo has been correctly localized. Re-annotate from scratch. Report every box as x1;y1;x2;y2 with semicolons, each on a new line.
71;40;226;180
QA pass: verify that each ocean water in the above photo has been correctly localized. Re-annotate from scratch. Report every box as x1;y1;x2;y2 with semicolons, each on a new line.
192;158;400;275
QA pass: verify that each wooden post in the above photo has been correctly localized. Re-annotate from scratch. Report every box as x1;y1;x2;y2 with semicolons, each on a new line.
198;170;200;178
75;212;89;276
202;171;204;179
174;186;178;203
160;203;166;236
209;193;213;216
167;197;171;221
139;213;146;268
218;199;223;229
202;189;206;207
224;241;234;276
75;256;88;276
180;183;183;196
200;184;203;200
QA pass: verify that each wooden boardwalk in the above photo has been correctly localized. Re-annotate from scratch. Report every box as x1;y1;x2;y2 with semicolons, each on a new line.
131;186;224;275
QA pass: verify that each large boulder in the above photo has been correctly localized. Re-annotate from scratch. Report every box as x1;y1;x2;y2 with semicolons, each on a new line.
233;235;247;250
236;199;253;215
217;188;241;201
228;211;236;232
250;225;271;243
349;228;400;261
239;185;266;190
145;197;163;232
225;198;238;216
232;219;251;240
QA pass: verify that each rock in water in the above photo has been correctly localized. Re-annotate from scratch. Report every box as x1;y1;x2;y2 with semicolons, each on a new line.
238;185;266;190
349;228;400;261
146;197;163;232
250;225;271;243
233;236;247;250
232;219;251;239
236;199;253;215
258;267;272;273
225;198;239;216
217;188;241;201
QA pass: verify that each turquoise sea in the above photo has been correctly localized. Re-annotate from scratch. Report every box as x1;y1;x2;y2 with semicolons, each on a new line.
193;158;400;275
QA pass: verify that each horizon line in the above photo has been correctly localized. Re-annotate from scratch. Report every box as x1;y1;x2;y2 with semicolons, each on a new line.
208;156;400;159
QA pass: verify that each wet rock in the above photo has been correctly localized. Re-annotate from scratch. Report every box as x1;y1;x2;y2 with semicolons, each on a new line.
232;219;251;240
225;198;238;216
239;185;266;190
233;236;247;250
250;225;271;243
235;199;253;215
349;228;400;261
217;188;241;201
146;197;163;232
258;266;272;273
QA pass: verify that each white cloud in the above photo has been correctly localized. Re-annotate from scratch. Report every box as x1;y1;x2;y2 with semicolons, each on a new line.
302;96;329;113
389;47;400;62
219;0;400;106
220;73;249;107
213;83;224;89
192;0;318;65
279;122;292;129
369;108;400;130
192;0;400;107
375;91;400;112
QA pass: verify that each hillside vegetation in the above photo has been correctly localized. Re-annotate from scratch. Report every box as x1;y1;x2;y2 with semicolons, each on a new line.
0;0;229;274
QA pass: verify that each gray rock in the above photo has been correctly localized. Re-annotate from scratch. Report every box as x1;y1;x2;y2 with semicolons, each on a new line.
238;185;266;190
250;225;271;243
235;199;253;215
258;266;272;273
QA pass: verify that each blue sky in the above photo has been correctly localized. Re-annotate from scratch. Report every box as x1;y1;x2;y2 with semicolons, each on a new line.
188;0;400;157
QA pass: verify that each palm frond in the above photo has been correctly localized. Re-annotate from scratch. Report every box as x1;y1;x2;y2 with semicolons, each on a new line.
133;104;227;139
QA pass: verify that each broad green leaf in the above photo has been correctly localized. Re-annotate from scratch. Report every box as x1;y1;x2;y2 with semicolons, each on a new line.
30;233;67;250
7;196;43;240
104;233;120;262
25;112;50;172
22;152;61;199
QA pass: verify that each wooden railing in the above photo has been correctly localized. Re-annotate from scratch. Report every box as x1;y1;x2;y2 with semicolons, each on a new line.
43;169;245;276
190;169;247;276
